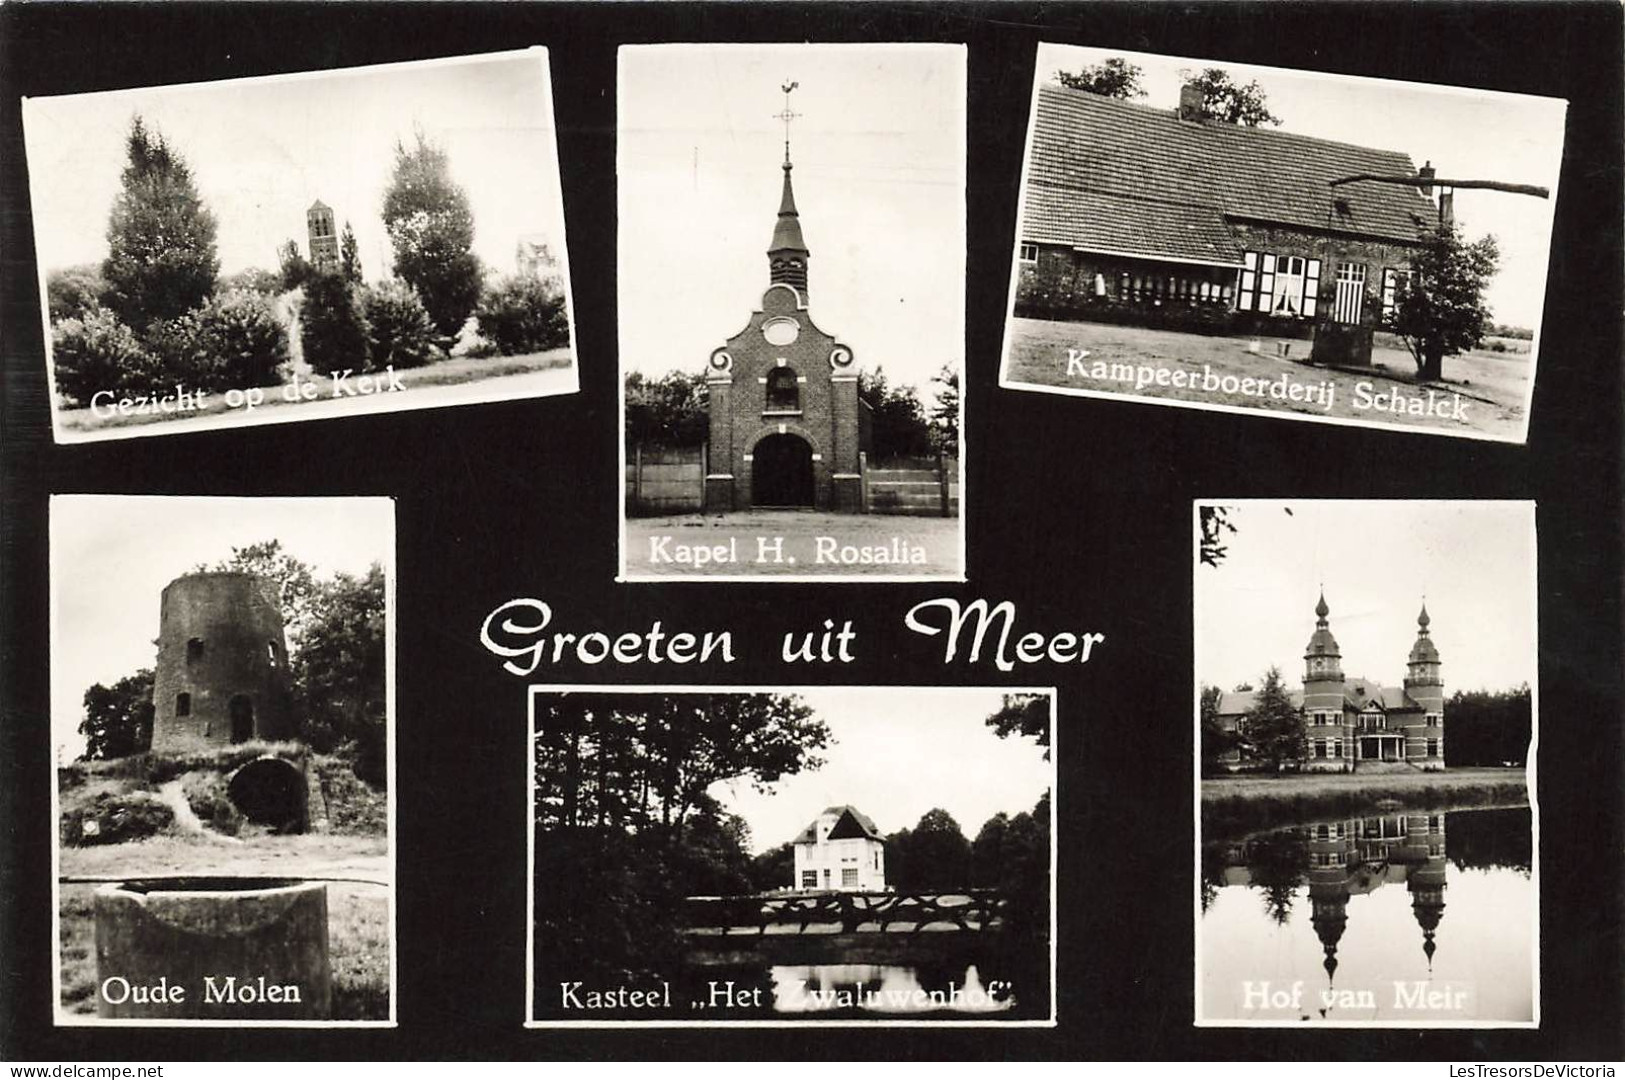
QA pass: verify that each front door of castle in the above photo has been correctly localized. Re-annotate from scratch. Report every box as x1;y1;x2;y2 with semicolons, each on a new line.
230;695;254;743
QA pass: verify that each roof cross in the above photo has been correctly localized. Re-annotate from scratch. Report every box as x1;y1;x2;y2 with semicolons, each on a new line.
775;80;800;166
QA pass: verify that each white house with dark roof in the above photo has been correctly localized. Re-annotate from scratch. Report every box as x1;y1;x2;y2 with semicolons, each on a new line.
1015;82;1442;357
791;805;886;892
1213;592;1446;773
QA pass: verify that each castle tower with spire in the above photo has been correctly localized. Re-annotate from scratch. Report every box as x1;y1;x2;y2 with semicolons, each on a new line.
704;82;866;513
1404;603;1447;768
1302;590;1352;772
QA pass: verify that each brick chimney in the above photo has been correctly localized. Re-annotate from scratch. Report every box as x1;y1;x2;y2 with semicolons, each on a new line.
1418;160;1436;197
1178;83;1204;121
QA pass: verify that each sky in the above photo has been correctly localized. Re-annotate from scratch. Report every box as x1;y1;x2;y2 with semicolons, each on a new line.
24;49;568;288
1033;44;1568;331
707;687;1053;855
1194;501;1537;696
618;44;966;404
50;495;394;763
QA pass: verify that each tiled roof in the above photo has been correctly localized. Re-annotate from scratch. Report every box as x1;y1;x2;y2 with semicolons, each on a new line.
1216;679;1421;716
791;805;884;845
1025;84;1435;249
1217;688;1304;716
1023;185;1244;266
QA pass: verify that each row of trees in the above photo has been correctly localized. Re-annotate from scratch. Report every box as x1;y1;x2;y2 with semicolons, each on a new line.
78;540;388;787
1058;60;1280;127
624;364;960;459
50;118;568;409
1200;668;1533;773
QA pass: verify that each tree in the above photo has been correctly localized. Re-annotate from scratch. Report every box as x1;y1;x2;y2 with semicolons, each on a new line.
1180;68;1281;127
200;540;319;647
1199;505;1237;567
1386;221;1501;382
294;565;387;786
102;116;219;330
78;669;155;760
382;132;482;338
625;370;709;449
46;264;109;323
340;222;362;284
986;693;1050;758
278;240;314;292
1201;684;1243;772
890;809;971;891
1239;666;1306;770
858;368;933;460
300;271;372;376
970;812;1010;887
746;842;795;893
1057;58;1146;99
930;363;960;457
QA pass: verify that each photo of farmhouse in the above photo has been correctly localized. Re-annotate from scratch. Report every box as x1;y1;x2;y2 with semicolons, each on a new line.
1195;500;1534;1026
528;687;1053;1024
1003;45;1565;442
618;45;965;580
51;496;393;1024
24;49;576;443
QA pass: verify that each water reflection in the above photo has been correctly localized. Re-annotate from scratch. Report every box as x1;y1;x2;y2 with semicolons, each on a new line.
1200;806;1533;1023
770;962;1013;1014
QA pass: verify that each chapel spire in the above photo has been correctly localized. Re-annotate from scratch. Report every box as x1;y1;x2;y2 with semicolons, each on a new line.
767;80;810;298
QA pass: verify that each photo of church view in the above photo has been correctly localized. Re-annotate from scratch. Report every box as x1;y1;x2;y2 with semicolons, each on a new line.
1195;501;1535;1026
528;687;1053;1023
24;50;576;442
618;46;964;579
1002;45;1564;442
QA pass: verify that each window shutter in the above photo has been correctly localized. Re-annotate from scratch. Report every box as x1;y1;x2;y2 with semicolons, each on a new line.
1258;253;1276;311
1304;258;1322;318
1238;252;1258;312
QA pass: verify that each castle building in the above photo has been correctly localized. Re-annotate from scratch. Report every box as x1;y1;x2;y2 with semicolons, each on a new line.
307;200;339;272
149;572;295;753
791;805;886;892
1214;592;1446;772
704;102;869;512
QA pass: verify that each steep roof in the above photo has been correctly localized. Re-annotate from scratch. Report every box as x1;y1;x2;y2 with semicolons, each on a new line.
1024;85;1436;259
791;805;883;845
1216;679;1422;717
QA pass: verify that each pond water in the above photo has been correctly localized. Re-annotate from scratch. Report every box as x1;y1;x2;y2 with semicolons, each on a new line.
1199;805;1534;1024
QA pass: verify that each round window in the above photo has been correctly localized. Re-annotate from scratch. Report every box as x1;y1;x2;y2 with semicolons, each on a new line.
762;318;800;346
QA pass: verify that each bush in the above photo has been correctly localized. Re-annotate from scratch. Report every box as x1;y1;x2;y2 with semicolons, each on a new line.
363;280;438;370
51;307;160;407
474;274;570;356
219;267;283;297
191;288;289;389
47;264;110;322
180;771;245;837
300;272;371;376
60;791;174;847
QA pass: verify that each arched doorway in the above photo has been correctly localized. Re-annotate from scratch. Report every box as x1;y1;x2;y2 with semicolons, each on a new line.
752;433;814;507
229;695;254;743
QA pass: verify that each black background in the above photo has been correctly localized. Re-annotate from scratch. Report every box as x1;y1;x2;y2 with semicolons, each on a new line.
2;1;1621;1063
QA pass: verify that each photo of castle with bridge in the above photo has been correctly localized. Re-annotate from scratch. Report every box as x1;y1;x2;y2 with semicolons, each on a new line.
527;686;1054;1024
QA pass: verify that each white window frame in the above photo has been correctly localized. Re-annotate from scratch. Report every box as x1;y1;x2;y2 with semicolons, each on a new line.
1018;242;1038;264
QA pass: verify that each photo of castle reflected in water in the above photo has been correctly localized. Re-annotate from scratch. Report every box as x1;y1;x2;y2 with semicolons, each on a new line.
1200;805;1533;1024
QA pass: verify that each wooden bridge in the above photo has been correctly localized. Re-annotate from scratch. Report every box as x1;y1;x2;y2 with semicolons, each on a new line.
681;889;1005;936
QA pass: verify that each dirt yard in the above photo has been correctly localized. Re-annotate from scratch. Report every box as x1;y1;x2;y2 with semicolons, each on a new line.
1003;316;1532;440
625;509;964;578
58;832;390;1020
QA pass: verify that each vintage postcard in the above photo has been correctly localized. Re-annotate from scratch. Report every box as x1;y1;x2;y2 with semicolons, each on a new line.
1001;45;1566;443
50;496;395;1026
617;44;966;581
25;49;578;443
1195;500;1537;1026
526;686;1054;1026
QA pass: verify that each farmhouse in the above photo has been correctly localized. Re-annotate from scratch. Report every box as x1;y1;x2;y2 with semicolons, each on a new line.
1213;592;1446;772
1016;82;1440;358
703;119;869;512
792;806;886;892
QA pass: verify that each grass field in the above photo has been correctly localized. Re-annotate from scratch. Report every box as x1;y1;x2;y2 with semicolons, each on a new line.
58;833;391;1019
1202;766;1529;837
625;509;964;578
58;347;575;436
1003;317;1532;440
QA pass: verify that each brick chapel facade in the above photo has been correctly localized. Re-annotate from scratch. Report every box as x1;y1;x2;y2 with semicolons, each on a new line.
704;140;866;512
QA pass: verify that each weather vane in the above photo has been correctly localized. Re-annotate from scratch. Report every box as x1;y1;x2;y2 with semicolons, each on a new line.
776;80;800;165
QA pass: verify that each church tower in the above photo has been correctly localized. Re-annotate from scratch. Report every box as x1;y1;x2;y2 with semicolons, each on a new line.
704;83;864;513
307;200;339;272
1303;591;1349;769
1404;602;1446;769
